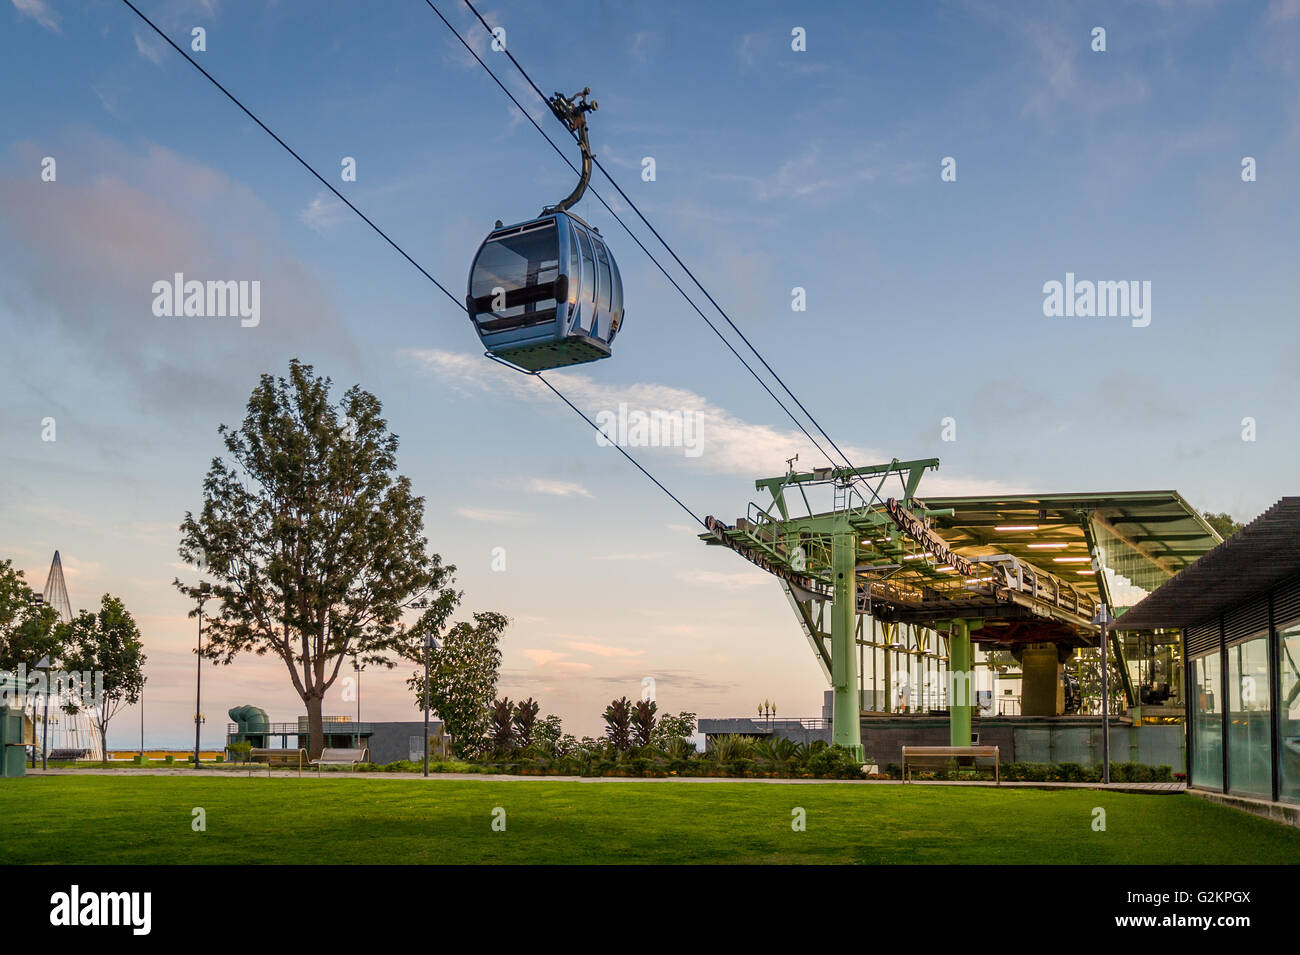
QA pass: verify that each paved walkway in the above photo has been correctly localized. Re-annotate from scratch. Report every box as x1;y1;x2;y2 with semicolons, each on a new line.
19;768;1186;793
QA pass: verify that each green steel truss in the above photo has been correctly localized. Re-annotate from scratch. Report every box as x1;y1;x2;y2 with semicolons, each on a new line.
701;460;1223;754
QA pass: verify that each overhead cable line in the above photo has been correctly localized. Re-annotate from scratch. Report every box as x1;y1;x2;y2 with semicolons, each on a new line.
425;0;851;478
118;0;706;529
452;0;877;496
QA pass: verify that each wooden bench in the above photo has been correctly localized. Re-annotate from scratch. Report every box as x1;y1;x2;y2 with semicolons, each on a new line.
249;747;306;777
901;745;1000;784
312;747;368;773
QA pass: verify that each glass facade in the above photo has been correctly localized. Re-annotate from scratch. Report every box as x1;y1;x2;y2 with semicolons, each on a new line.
1278;620;1300;803
1226;635;1271;797
1190;652;1222;790
1186;584;1300;805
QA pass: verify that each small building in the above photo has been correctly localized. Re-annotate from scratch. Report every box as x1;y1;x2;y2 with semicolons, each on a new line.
226;706;453;763
1114;498;1300;826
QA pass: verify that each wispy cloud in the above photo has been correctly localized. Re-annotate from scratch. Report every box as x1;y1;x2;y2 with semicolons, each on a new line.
12;0;58;32
405;348;881;477
454;506;525;524
564;640;644;658
299;191;348;234
133;29;165;65
497;477;593;499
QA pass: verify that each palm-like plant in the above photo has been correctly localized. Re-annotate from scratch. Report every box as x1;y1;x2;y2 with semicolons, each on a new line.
603;697;633;753
489;697;515;755
513;697;539;748
631;698;657;749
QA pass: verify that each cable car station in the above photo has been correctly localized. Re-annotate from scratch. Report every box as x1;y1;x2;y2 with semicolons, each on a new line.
702;458;1222;763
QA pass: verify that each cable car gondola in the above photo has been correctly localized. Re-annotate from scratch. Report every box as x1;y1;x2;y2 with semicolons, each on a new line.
466;89;624;373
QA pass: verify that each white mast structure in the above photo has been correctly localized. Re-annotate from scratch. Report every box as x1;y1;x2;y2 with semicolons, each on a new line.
32;551;103;760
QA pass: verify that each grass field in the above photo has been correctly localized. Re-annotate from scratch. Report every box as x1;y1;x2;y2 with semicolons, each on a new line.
1;775;1296;864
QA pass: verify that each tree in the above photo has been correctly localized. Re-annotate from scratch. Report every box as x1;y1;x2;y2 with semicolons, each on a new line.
513;697;539;749
603;697;633;753
408;611;507;759
631;698;657;749
650;710;697;750
533;713;563;747
1202;511;1244;540
62;595;146;759
490;697;515;754
0;559;63;674
177;360;462;758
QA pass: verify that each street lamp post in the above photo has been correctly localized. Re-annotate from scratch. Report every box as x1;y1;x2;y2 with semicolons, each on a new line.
352;654;363;749
140;676;146;762
194;582;211;770
36;655;51;772
423;633;439;777
27;593;44;769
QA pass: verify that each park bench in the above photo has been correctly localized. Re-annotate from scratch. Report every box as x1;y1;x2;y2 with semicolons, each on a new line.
312;747;368;773
249;747;307;777
901;745;1000;784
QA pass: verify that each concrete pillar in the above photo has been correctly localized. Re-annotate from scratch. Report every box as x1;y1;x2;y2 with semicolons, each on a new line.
949;620;972;746
830;527;864;760
1021;644;1065;716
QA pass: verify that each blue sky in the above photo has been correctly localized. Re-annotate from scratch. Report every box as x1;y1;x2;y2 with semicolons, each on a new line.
2;0;1298;744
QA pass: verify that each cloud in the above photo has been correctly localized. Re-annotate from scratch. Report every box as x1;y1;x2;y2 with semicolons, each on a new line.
519;648;592;674
299;192;349;234
12;0;58;32
676;569;766;590
133;29;165;65
591;552;666;561
0;136;358;416
714;145;876;202
405;348;885;477
564;640;644;658
454;506;524;523
498;477;593;499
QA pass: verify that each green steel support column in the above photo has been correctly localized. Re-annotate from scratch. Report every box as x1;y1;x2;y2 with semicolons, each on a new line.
830;526;865;761
949;619;973;747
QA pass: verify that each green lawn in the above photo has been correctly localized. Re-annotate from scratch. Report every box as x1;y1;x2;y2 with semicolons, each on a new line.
0;775;1295;864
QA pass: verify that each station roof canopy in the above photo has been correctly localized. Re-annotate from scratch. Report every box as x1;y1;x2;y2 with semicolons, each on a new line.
1111;497;1300;631
920;490;1223;603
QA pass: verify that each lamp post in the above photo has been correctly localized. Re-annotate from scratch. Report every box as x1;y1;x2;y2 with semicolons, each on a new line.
140;675;146;762
351;654;365;748
36;655;50;772
423;633;439;777
194;582;211;770
27;593;44;769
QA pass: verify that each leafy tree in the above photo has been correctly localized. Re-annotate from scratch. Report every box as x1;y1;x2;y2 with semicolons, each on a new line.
408;611;507;759
177;360;464;758
650;710;697;749
513;697;539;748
533;713;563;747
62;595;146;759
0;559;63;674
603;697;633;753
490;697;515;754
631;698;657;748
1202;511;1243;540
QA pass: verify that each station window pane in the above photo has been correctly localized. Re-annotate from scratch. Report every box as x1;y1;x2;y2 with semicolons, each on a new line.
1190;652;1223;790
1278;620;1300;803
1227;634;1271;797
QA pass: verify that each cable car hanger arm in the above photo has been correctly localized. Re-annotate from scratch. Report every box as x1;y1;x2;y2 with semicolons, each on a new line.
543;88;597;214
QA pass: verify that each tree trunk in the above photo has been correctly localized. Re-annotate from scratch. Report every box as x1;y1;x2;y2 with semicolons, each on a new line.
306;694;324;760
